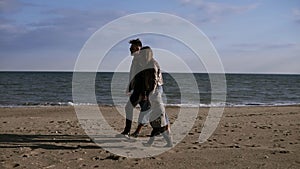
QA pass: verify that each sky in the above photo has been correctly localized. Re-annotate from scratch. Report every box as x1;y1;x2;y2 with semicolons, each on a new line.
0;0;299;74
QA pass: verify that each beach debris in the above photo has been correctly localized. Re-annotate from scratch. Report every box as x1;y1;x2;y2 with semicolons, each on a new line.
92;156;101;161
13;163;20;168
229;144;240;148
76;158;84;161
44;165;56;168
270;149;290;154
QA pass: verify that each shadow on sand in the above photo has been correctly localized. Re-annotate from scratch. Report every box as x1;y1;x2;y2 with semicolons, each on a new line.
0;134;102;150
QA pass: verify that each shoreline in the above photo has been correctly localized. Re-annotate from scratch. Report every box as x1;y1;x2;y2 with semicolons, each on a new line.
1;103;299;109
0;105;299;168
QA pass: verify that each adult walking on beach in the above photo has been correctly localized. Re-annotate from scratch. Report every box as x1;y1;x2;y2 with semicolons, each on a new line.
137;46;173;147
119;38;151;137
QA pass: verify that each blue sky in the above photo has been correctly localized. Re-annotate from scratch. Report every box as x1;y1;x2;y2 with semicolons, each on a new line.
0;0;299;74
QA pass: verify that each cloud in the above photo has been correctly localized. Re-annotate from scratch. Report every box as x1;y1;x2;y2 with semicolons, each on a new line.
292;8;300;23
180;0;258;23
0;0;27;36
222;44;300;74
231;42;297;52
0;5;128;71
264;43;297;49
0;8;125;52
0;0;23;14
31;9;125;31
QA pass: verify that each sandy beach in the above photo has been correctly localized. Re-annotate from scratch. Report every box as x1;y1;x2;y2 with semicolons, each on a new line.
0;105;299;169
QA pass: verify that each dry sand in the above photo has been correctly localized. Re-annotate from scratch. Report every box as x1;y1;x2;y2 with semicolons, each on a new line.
0;105;299;169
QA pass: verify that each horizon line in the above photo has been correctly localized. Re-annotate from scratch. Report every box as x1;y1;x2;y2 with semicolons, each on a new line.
0;70;299;75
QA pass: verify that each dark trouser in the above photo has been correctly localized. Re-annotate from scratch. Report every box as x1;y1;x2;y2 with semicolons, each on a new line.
123;91;150;133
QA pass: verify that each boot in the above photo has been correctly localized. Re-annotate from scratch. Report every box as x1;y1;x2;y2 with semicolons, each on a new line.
162;131;173;147
121;119;132;135
130;123;143;138
143;137;154;147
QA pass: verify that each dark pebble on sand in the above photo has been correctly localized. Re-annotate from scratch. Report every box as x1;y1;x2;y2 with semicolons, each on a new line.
279;150;290;154
22;154;29;158
13;163;20;168
92;156;101;161
271;149;290;154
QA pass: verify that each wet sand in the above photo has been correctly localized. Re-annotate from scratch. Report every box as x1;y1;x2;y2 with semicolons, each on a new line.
0;106;299;169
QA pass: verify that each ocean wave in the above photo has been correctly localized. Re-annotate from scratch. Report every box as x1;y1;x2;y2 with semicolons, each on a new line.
1;101;299;108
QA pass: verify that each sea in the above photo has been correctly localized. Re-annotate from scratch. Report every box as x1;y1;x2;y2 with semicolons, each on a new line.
0;72;299;107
